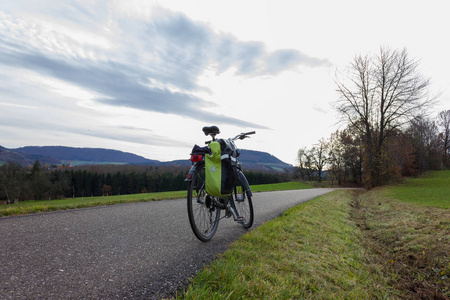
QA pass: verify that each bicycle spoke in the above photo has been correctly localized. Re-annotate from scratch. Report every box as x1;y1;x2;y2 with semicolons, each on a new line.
187;169;220;241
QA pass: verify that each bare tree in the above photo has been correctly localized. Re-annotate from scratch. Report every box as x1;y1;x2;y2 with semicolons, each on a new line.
406;116;441;172
311;138;328;182
335;47;436;187
327;128;363;185
297;147;314;181
296;147;307;181
438;110;450;167
328;131;345;186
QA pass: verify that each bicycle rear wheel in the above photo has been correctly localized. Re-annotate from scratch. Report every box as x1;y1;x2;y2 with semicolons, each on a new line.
233;174;254;228
187;165;220;241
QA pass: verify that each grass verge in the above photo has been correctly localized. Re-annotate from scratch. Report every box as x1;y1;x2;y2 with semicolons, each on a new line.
177;171;449;299
176;190;395;299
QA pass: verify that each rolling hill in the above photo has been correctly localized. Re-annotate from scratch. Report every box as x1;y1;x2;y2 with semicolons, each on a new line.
0;146;292;171
14;146;159;165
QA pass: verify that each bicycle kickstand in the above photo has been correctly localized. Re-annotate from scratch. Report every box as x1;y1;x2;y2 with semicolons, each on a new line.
226;201;244;224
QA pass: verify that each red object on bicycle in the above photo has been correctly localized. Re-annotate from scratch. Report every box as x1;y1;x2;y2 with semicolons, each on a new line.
190;154;203;162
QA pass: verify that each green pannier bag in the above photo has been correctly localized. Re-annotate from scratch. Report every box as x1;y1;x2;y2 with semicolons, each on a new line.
205;138;237;197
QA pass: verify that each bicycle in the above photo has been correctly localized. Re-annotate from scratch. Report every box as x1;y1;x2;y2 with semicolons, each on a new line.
185;126;255;242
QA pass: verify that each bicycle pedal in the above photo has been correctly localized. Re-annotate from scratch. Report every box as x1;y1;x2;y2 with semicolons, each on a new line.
236;216;244;224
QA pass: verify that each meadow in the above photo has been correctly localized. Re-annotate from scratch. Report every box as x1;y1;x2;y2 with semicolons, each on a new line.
176;171;449;299
0;181;311;217
383;170;450;209
0;191;187;217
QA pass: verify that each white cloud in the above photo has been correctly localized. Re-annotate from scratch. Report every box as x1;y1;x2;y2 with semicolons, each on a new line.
0;102;37;109
0;0;448;165
0;7;329;134
0;11;111;62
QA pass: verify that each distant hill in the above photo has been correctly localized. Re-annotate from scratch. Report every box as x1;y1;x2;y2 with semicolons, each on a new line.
14;146;160;165
161;149;292;171
0;146;292;171
0;146;60;166
238;149;291;171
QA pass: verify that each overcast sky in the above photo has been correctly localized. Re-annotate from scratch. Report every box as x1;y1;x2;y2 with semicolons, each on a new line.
1;0;449;165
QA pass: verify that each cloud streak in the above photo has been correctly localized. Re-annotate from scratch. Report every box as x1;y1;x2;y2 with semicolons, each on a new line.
0;6;330;130
214;36;330;76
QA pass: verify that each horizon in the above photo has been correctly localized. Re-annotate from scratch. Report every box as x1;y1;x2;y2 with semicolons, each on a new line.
2;144;293;165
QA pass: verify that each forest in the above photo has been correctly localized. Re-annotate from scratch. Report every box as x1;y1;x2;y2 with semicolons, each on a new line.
297;110;449;186
0;162;289;203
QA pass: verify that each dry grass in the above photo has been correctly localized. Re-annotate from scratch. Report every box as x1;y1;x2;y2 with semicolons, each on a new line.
352;188;449;299
176;190;395;299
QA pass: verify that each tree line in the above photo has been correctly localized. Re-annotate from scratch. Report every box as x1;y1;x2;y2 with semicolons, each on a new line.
0;161;288;203
297;47;449;187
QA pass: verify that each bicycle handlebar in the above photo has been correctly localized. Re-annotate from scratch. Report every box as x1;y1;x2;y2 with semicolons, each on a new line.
203;128;255;144
232;131;256;141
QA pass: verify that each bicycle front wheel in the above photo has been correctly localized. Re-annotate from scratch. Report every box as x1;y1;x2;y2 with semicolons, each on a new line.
233;173;254;228
187;164;220;242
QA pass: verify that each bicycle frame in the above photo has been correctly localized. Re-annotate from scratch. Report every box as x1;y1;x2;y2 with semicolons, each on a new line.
185;159;252;198
186;127;255;241
185;128;255;189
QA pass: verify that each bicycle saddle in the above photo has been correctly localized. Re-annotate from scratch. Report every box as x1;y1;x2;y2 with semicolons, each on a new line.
202;126;220;136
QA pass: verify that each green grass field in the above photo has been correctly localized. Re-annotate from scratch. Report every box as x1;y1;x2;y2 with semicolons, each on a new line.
384;170;450;208
250;181;312;192
176;171;449;299
0;181;313;217
0;191;187;217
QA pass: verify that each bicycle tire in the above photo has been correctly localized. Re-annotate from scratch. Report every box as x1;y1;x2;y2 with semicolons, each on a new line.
187;164;220;242
233;173;254;228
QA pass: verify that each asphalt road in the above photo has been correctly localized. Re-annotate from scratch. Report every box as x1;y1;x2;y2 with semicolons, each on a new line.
0;188;336;299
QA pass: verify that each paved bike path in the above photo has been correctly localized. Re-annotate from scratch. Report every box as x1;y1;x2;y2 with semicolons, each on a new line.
0;188;335;299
